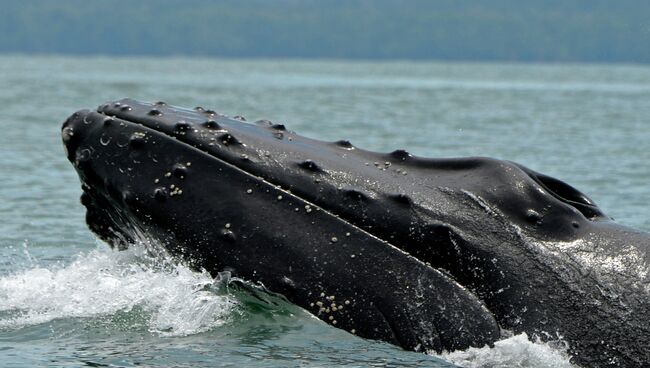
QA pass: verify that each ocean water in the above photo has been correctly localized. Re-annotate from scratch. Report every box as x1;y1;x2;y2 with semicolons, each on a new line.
1;55;649;367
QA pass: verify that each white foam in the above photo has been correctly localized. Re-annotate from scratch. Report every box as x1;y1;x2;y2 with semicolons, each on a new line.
0;244;237;336
438;332;574;368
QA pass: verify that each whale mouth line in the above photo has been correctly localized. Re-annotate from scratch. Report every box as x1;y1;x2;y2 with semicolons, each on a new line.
72;103;451;276
91;107;451;273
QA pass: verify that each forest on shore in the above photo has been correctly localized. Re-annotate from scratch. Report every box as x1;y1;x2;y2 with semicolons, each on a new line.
1;0;649;63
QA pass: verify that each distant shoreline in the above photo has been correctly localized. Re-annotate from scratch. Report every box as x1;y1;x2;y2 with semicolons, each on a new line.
3;1;649;65
2;52;649;68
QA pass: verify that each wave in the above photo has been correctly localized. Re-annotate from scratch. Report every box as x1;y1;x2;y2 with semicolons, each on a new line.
0;244;237;336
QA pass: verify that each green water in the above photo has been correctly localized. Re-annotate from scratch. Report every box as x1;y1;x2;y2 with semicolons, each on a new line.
1;55;650;367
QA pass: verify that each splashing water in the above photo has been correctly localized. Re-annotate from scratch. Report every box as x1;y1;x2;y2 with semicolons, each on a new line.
0;244;238;336
440;332;573;368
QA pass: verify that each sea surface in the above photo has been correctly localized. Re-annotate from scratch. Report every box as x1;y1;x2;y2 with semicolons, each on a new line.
1;55;649;367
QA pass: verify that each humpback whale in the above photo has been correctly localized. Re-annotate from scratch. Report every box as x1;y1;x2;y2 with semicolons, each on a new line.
61;99;650;367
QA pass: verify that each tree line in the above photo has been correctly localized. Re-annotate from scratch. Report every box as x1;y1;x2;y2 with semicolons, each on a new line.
1;0;648;63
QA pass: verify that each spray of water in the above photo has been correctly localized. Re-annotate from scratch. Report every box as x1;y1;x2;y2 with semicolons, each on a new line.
0;243;237;336
439;332;574;368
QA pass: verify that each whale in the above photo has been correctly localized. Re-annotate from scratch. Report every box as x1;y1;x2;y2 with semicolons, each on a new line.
61;99;650;367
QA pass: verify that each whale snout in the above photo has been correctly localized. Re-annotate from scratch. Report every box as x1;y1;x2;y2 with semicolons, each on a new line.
60;99;502;354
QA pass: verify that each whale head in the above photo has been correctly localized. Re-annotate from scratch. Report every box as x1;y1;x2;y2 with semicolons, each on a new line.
62;99;650;366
